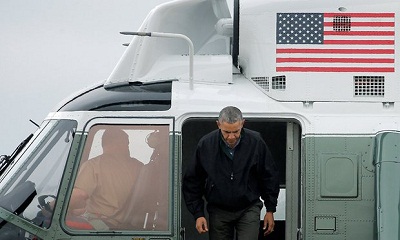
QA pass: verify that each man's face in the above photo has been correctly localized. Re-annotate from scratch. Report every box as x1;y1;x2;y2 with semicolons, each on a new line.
217;120;244;147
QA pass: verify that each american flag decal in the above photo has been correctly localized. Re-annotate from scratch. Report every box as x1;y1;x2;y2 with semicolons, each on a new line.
276;13;395;72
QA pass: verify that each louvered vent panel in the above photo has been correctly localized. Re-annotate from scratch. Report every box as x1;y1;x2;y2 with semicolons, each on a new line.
272;75;286;90
354;76;385;96
333;15;351;32
251;77;269;91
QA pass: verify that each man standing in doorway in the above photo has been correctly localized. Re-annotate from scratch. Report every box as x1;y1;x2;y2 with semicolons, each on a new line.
182;106;280;239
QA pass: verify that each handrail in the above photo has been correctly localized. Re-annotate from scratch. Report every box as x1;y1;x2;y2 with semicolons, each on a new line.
120;31;194;90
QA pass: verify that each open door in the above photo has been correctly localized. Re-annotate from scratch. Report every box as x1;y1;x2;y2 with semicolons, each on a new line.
181;118;301;240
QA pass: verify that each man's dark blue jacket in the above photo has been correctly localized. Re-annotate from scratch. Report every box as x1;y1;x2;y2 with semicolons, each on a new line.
182;128;280;220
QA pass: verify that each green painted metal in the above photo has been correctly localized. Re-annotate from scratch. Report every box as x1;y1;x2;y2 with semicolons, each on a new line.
375;132;400;240
303;136;376;240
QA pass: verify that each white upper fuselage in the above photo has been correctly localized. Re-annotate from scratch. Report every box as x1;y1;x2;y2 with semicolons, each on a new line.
49;0;400;136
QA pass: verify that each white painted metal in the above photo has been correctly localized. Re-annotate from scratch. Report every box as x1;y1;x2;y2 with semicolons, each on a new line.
240;0;399;102
105;0;232;88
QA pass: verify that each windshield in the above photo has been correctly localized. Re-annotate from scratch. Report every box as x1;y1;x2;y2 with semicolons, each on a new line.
0;119;77;231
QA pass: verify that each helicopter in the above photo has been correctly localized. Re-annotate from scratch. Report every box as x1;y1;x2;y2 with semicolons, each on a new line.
0;0;399;239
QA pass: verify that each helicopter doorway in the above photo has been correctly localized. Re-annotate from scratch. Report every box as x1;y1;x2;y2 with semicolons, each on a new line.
181;118;301;240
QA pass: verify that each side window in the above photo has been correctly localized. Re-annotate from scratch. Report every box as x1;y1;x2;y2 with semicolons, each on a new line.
66;124;170;231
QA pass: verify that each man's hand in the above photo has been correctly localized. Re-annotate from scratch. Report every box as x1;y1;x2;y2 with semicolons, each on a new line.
263;212;275;236
195;217;209;234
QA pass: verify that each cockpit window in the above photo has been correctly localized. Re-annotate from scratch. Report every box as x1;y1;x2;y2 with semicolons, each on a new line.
0;119;77;233
66;124;170;231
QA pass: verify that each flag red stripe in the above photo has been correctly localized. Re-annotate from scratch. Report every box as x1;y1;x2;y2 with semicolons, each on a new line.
324;40;394;45
324;13;395;18
276;48;394;54
276;58;394;63
276;67;394;72
324;31;394;36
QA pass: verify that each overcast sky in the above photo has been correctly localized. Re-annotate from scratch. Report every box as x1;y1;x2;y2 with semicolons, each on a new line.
0;0;170;154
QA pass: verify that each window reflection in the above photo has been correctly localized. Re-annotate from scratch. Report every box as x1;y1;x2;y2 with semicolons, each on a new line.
128;128;169;230
67;124;170;231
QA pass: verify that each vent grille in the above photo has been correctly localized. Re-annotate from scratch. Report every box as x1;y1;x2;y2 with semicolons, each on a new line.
354;76;385;96
333;15;351;32
251;77;269;91
272;75;286;90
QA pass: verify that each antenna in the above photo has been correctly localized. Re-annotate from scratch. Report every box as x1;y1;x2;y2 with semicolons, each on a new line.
120;31;195;90
29;119;39;128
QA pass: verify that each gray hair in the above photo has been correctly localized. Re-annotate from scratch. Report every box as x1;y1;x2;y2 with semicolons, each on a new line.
218;106;243;123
